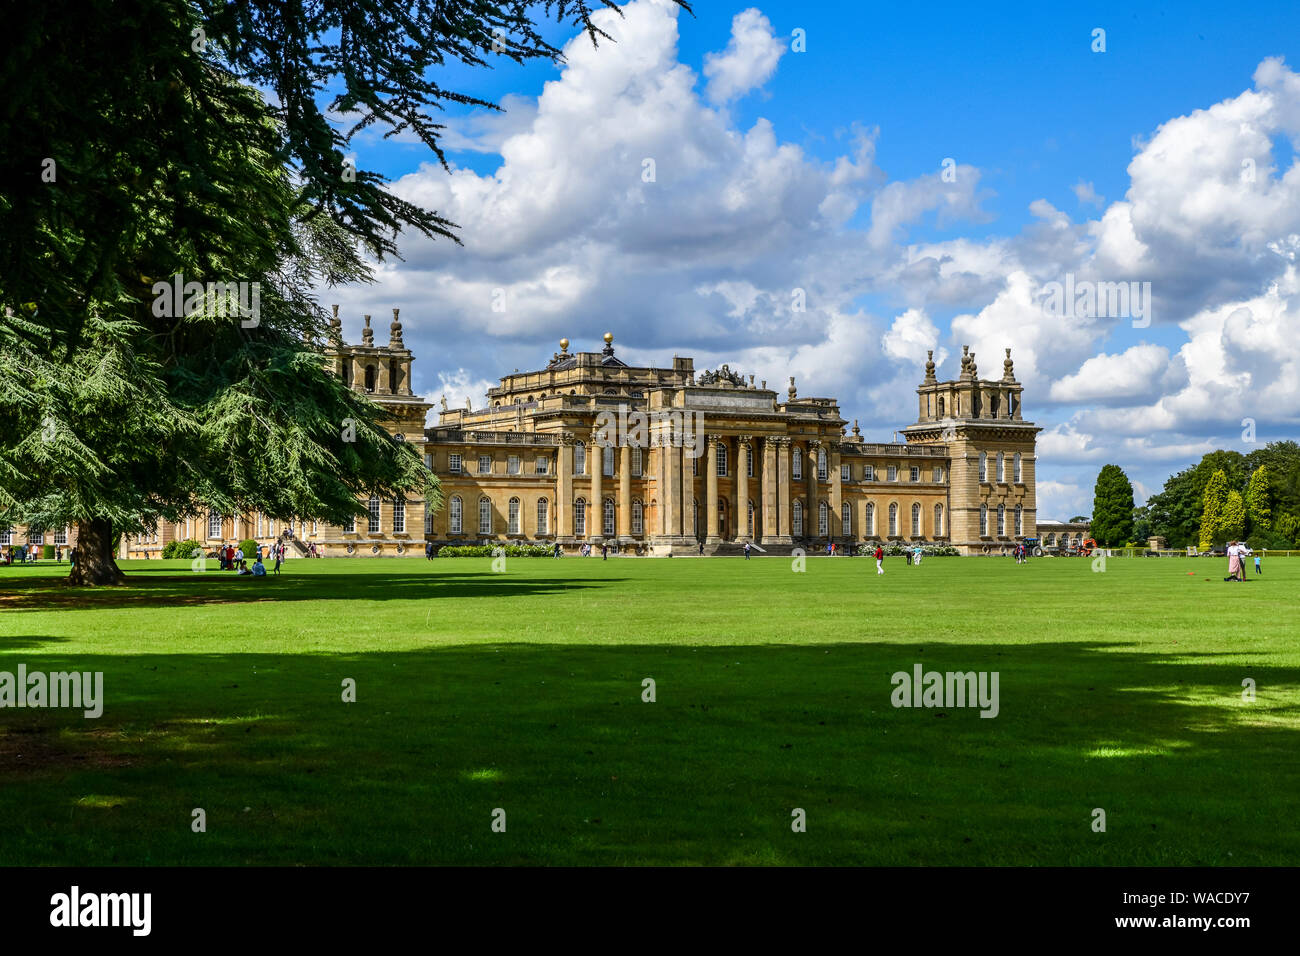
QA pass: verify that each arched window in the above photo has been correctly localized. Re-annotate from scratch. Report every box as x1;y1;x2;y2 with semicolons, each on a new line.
817;447;828;480
508;497;521;535
478;497;492;535
631;499;644;536
716;444;728;477
393;497;406;534
603;497;615;537
1014;504;1023;536
574;498;586;536
934;503;944;537
603;445;614;477
747;500;755;536
368;496;381;533
888;503;898;537
574;441;586;476
792;500;804;537
911;502;921;537
996;451;1005;483
997;504;1006;536
792;449;802;480
449;496;463;534
979;504;988;536
866;502;875;536
1013;452;1022;483
632;446;643;476
978;452;987;482
818;500;829;536
537;497;549;535
842;502;852;534
938;396;945;417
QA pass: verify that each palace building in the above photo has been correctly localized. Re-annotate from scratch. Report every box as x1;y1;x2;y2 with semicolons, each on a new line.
10;308;1038;559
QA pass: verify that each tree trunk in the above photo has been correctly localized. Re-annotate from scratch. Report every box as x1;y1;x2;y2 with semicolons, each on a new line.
68;517;126;586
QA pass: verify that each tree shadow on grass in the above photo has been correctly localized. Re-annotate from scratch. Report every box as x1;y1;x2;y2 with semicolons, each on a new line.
0;640;1297;865
0;573;618;611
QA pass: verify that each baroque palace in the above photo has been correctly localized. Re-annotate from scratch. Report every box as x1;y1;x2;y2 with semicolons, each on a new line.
14;307;1038;559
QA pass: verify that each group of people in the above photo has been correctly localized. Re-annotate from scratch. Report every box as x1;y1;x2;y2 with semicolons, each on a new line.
1;545;77;565
216;541;283;577
1225;541;1261;581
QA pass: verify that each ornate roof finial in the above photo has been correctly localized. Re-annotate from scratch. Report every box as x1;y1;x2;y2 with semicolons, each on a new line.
602;332;614;357
559;338;569;353
788;376;797;401
1002;347;1015;381
852;419;861;437
361;314;374;346
924;349;937;384
330;303;341;329
389;308;403;348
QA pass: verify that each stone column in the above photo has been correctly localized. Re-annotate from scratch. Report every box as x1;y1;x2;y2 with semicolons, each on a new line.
618;444;632;541
663;441;681;537
762;437;778;542
681;439;695;540
737;435;751;540
706;434;721;544
806;440;820;537
777;438;792;539
557;437;574;538
590;437;604;543
830;442;842;540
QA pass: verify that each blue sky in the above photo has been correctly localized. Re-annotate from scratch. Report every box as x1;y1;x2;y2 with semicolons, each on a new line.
327;0;1300;520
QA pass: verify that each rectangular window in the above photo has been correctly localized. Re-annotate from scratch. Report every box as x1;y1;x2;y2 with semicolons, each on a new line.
28;528;44;546
424;502;433;535
208;513;222;538
343;514;356;534
448;454;462;474
817;453;827;481
841;464;850;481
747;447;754;478
864;465;875;481
537;498;549;535
449;498;462;534
54;528;68;546
478;455;491;475
632;447;643;477
603;499;615;536
792;453;802;480
910;466;919;482
393;498;406;534
508;499;520;535
535;457;549;475
603;446;615;477
0;527;10;545
887;465;898;482
933;467;943;483
368;497;381;533
507;456;521;475
818;504;828;536
423;453;433;470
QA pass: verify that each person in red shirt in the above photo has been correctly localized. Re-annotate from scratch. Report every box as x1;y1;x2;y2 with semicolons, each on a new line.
874;544;884;575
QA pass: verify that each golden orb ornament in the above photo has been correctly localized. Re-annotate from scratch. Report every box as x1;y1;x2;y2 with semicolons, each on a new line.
603;332;613;345
559;338;569;351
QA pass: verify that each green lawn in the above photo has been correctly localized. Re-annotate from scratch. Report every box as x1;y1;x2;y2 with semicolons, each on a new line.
1;554;1297;865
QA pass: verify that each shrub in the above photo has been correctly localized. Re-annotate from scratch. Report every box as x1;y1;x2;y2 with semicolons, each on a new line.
42;544;55;559
162;538;203;559
437;544;555;558
239;539;259;559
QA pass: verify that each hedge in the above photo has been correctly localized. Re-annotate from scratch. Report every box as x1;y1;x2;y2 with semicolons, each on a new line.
854;544;961;557
438;544;556;558
162;538;204;559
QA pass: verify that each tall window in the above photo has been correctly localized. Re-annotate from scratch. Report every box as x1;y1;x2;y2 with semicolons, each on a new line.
747;500;755;536
535;457;549;475
792;451;802;480
841;464;850;481
818;501;829;536
574;498;586;536
449;496;463;534
449;454;462;474
208;512;222;538
603;498;615;536
425;502;433;534
864;465;875;481
478;455;491;475
716;444;728;477
1013;453;1022;483
537;498;549;534
911;503;921;537
887;465;898;481
910;466;919;482
368;496;381;533
574;441;586;475
393;497;406;534
507;456;521;475
866;502;875;536
934;504;944;537
631;500;643;536
817;447;827;480
997;452;1005;483
979;504;989;536
997;504;1006;535
343;513;356;533
841;502;851;534
0;527;10;545
478;497;492;535
508;497;521;535
1014;504;1023;536
632;447;643;476
933;467;944;483
424;453;433;471
979;452;987;482
792;500;803;536
747;446;754;478
888;503;898;537
603;445;615;477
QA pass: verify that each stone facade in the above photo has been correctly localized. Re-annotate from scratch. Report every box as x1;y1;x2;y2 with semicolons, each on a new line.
23;318;1036;559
